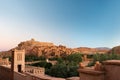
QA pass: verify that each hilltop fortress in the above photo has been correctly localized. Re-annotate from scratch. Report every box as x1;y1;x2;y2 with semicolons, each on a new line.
0;39;109;58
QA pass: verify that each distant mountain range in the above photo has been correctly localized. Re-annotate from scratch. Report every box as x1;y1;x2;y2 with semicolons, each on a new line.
0;39;110;57
74;47;110;54
95;47;111;50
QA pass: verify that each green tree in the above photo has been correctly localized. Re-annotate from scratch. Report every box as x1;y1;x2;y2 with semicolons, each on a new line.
46;63;79;78
68;66;79;77
67;53;82;64
47;63;68;78
31;61;52;69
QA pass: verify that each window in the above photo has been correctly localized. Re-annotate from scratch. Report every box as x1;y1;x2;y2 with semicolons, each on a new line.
17;53;22;61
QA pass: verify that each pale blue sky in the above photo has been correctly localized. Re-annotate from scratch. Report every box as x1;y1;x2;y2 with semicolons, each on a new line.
0;0;120;51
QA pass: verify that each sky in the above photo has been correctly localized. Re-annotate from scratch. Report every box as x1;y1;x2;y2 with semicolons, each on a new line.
0;0;120;51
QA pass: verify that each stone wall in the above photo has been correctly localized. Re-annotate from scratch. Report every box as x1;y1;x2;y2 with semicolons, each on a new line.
25;72;50;80
103;60;120;80
0;65;46;80
0;65;12;80
0;65;27;80
14;71;27;80
79;69;104;80
25;66;45;75
79;60;120;80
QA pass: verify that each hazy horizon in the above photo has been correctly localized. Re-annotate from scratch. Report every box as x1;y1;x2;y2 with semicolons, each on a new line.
0;0;120;51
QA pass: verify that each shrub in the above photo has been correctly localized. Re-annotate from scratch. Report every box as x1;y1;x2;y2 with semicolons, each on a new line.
46;63;79;78
67;53;82;64
31;61;52;69
88;53;120;66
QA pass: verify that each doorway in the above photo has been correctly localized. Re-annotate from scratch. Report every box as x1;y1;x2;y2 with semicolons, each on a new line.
18;65;22;72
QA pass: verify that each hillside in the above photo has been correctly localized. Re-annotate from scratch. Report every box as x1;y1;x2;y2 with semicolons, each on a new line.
73;47;109;54
14;39;74;57
0;39;110;57
108;46;120;54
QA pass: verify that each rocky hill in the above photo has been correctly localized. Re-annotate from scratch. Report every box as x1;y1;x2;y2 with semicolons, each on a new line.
0;39;110;57
108;46;120;54
14;39;74;57
73;47;109;54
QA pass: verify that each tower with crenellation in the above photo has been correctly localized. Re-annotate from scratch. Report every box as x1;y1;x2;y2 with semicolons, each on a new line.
11;49;25;73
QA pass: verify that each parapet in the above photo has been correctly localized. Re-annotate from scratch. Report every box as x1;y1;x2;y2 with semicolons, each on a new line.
103;60;120;65
103;60;120;80
78;68;105;80
78;61;105;80
79;69;104;76
13;49;25;53
79;60;120;80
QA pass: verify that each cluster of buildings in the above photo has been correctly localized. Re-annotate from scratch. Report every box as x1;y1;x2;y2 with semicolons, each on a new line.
1;49;120;80
0;49;66;80
0;57;9;65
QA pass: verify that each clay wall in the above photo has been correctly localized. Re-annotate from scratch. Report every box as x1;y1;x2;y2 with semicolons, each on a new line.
79;60;120;80
103;60;120;80
14;71;27;80
0;66;11;80
79;69;104;80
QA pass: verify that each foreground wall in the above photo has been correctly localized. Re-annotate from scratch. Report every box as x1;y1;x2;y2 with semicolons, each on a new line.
103;60;120;80
0;65;61;80
14;71;27;80
0;65;26;80
0;66;48;80
79;69;104;80
79;60;120;80
0;66;12;80
25;72;51;80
